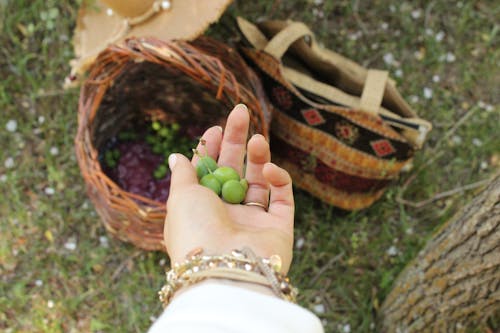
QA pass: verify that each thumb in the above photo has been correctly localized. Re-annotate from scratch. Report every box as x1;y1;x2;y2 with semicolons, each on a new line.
168;153;198;190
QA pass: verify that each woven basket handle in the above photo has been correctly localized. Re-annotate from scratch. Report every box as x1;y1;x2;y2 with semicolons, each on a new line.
237;17;313;60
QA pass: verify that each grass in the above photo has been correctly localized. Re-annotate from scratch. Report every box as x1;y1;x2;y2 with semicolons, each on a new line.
1;0;499;332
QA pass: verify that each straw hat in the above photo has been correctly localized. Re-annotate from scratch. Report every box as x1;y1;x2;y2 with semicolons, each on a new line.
70;0;232;80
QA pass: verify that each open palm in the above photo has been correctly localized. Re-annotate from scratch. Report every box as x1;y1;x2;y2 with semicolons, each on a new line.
164;105;294;273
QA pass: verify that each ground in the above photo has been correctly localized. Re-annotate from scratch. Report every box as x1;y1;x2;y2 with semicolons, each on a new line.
0;0;498;332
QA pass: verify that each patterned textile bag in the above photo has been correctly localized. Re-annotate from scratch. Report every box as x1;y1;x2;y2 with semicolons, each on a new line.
237;18;432;210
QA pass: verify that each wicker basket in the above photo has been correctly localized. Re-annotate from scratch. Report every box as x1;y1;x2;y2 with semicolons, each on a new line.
75;37;271;251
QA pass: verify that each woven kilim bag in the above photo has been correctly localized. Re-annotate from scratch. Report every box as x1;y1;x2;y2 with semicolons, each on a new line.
75;37;271;251
237;18;432;210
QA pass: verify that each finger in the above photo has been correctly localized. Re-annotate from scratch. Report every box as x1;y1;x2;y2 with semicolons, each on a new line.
217;104;250;176
168;153;198;190
191;125;223;166
263;163;294;221
244;134;270;206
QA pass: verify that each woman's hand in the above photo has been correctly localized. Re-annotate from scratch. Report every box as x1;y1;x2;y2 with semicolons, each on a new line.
164;104;294;273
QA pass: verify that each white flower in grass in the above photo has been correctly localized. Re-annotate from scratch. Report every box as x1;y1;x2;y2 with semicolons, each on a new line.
35;279;43;286
6;119;17;132
414;49;425;60
47;300;54;308
394;69;403;78
0;174;6;182
435;31;445;42
44;187;55;195
425;28;434;36
312;8;324;19
410;95;419;103
472;138;483;147
313;303;325;314
432;75;440;83
451;135;462;145
348;31;362;41
446;52;456;62
343;324;351;333
4;157;14;169
387;245;399;256
38;116;45;124
50;146;59;156
64;238;77;251
383;52;395;66
423;87;433;99
314;0;324;5
406;227;414;235
480;161;488;170
99;236;109;248
380;22;389;30
411;9;421;19
295;237;305;250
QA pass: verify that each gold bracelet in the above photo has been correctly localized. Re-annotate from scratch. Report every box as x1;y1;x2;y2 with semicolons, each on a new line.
158;247;298;307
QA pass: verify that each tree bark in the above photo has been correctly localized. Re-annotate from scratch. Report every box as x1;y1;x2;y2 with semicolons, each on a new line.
379;174;500;332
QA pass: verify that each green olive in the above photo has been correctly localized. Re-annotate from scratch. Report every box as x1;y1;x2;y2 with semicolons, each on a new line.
213;166;240;184
221;179;246;204
200;174;222;195
196;156;218;179
152;121;161;131
240;178;249;192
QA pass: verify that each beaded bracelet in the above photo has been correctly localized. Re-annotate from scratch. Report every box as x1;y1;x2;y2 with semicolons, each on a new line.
158;247;298;307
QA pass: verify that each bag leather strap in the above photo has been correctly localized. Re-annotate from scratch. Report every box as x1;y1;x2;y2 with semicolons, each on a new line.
360;69;389;114
263;22;313;60
237;17;313;60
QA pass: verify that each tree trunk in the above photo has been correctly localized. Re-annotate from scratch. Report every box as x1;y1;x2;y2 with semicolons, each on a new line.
379;174;500;332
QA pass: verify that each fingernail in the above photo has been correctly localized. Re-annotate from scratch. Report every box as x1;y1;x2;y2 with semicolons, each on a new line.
235;103;248;113
168;154;177;170
215;126;223;133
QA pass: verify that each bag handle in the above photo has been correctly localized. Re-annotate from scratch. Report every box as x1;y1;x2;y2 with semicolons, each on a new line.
360;69;389;114
237;17;313;60
263;22;313;60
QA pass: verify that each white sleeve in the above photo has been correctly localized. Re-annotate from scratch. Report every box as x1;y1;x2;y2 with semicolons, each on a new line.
148;281;324;333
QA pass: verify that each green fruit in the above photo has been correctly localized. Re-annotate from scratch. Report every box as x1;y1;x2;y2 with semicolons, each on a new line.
154;165;168;179
118;132;129;140
152;121;161;131
200;174;222;195
240;178;248;192
213;166;240;184
112;149;120;159
152;144;163;154
196;156;218;179
159;128;169;137
221;179;246;204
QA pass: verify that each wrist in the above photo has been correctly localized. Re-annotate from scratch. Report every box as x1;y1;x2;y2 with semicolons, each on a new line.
159;247;298;307
175;278;277;299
